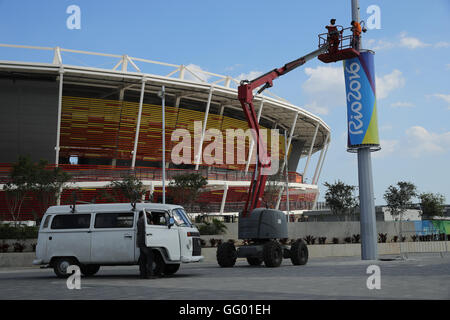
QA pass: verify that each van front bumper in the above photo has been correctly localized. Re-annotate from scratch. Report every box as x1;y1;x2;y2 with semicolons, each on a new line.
181;255;204;263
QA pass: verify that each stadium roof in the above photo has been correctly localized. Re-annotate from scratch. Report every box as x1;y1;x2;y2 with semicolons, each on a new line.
0;44;331;157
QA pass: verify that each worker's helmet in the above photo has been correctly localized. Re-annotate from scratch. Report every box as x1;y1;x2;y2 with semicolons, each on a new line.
330;18;336;24
351;20;355;25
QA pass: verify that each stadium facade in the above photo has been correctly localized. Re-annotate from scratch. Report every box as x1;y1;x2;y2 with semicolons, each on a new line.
0;44;331;220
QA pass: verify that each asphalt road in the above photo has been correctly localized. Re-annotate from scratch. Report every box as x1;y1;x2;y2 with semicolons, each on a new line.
0;253;449;300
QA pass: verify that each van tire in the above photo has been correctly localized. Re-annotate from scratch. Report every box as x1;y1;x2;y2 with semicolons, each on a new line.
164;264;180;275
80;264;100;276
53;257;78;278
152;251;165;276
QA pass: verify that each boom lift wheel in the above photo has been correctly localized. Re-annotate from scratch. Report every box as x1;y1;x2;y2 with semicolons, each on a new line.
262;240;283;267
246;257;263;266
290;239;309;265
217;242;237;268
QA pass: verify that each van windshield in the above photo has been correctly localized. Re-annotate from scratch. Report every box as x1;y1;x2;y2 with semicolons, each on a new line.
172;208;192;227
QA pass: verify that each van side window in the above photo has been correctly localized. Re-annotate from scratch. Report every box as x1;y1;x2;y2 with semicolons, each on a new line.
42;215;52;229
94;213;134;229
51;214;91;229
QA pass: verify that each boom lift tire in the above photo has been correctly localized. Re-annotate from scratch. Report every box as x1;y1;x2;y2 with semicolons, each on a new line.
263;241;283;267
217;242;237;268
290;239;308;265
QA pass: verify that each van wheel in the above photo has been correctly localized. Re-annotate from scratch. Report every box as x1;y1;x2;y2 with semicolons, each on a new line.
53;257;77;278
80;264;100;276
164;264;180;275
152;252;165;276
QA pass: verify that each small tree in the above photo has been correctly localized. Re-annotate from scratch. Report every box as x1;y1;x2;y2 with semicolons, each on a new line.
383;181;417;240
419;192;445;218
168;173;207;212
31;160;71;223
107;174;146;205
3;156;36;226
323;180;358;221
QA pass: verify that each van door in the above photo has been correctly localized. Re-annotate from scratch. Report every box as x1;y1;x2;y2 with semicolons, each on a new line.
90;212;136;264
47;214;92;264
144;210;181;261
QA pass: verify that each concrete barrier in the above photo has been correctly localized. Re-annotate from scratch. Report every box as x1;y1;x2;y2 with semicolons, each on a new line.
1;242;448;268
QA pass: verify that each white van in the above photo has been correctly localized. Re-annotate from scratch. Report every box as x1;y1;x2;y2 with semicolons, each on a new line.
33;203;203;278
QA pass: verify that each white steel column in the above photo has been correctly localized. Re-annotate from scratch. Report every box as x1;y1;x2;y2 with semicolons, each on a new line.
312;133;329;185
303;123;320;181
219;183;229;215
314;136;330;185
195;85;214;170
280;112;299;173
131;78;146;169
275;184;284;210
161;86;166;204
245;97;264;173
55;67;64;166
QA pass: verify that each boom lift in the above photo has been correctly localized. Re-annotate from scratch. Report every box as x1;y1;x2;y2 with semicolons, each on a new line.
216;27;359;268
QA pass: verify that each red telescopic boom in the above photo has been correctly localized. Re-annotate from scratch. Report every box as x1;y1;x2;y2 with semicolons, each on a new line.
238;44;329;216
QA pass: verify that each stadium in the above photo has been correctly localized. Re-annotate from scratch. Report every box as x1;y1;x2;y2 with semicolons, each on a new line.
0;44;331;221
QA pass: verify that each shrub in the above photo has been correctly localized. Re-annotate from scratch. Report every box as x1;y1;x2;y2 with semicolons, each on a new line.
318;237;327;244
378;233;387;243
0;243;9;253
197;219;228;235
209;238;217;247
352;234;360;243
303;235;316;245
0;225;39;240
344;237;352;244
392;236;398;243
13;242;25;252
411;235;418;242
332;237;339;244
31;243;37;252
200;239;206;247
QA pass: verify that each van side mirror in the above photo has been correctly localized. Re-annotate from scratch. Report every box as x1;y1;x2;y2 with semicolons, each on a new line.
168;217;175;229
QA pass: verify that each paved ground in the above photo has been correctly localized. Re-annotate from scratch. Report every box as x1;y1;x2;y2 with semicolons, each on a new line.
0;253;448;300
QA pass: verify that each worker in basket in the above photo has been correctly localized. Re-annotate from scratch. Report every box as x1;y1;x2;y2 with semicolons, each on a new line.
326;18;342;54
351;20;362;50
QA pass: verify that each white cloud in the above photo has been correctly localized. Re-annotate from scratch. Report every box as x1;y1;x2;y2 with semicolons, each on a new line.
391;101;414;108
183;64;211;82
235;70;263;82
399;32;430;49
431;94;450;108
405;126;450;157
373;139;399;158
303;101;329;115
376;70;405;99
435;41;450;48
365;38;395;51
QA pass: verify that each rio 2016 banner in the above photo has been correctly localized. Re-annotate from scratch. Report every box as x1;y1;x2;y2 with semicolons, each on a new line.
343;51;380;150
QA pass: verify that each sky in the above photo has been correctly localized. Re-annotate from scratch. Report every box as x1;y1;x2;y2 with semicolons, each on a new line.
0;0;449;205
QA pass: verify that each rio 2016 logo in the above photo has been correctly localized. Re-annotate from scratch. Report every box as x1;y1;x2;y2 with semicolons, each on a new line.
345;62;364;136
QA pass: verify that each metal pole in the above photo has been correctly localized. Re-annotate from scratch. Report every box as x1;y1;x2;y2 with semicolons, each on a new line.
220;184;228;215
55;67;64;166
312;133;329;185
195;85;214;170
303;123;319;181
352;0;377;260
161;85;166;204
284;131;290;222
131;78;146;169
314;136;330;185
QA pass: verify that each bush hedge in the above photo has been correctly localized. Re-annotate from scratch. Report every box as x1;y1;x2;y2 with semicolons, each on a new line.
0;225;39;240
